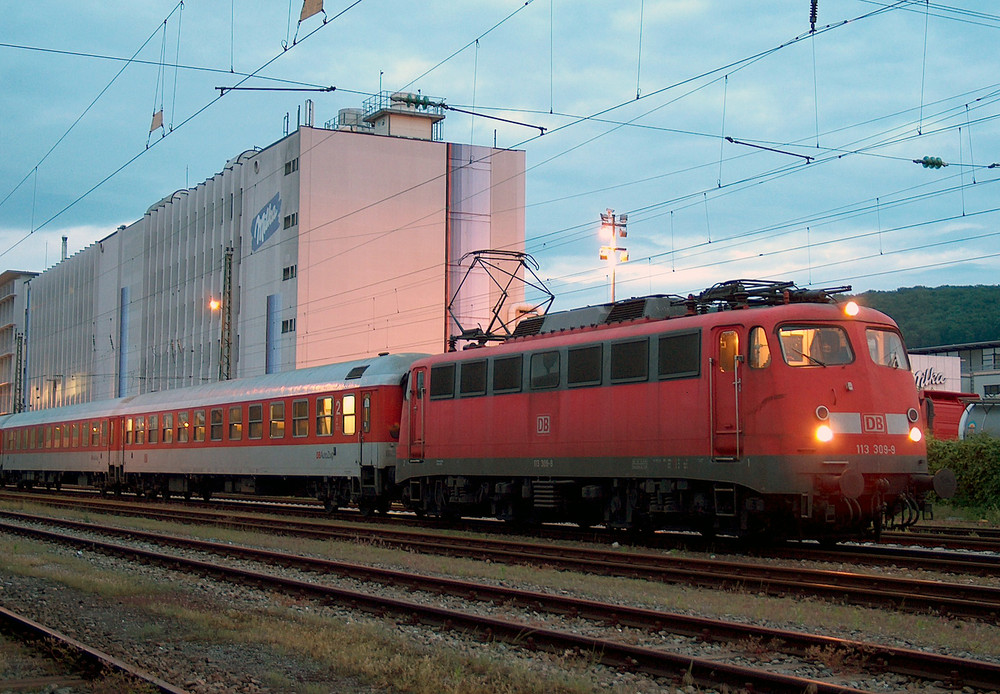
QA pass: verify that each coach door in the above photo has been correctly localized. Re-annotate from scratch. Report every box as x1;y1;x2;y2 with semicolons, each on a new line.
108;417;125;488
408;367;427;459
358;391;377;497
710;327;743;459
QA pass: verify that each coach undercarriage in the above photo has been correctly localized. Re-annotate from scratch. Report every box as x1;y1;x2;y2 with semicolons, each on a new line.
400;473;925;540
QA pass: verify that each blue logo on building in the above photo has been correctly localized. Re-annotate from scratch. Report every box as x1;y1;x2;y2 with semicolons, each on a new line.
251;192;281;251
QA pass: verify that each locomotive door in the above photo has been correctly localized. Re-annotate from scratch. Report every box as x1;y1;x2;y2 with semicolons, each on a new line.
710;327;743;459
408;367;427;459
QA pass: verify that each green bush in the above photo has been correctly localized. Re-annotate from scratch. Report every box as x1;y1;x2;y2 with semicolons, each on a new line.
927;434;1000;509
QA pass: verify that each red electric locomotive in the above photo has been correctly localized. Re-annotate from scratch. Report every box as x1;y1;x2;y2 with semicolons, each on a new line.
396;280;955;540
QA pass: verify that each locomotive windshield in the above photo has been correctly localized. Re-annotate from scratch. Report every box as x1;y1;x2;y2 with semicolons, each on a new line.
778;326;853;367
866;328;909;370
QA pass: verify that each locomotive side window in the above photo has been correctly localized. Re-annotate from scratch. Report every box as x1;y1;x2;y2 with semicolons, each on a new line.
778;326;853;367
316;398;333;436
292;399;309;437
343;394;356;436
162;413;174;444
177;411;190;443
229;406;243;441
749;327;771;369
430;364;456;399
269;402;285;439
658;331;700;379
459;360;487;397
492;355;522;393
530;351;560;390
210;408;223;441
611;339;649;382
866;328;909;370
568;345;602;387
248;404;263;439
193;410;206;442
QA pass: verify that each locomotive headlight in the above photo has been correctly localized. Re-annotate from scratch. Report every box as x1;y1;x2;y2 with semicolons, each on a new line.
909;427;923;442
816;424;834;442
843;301;860;317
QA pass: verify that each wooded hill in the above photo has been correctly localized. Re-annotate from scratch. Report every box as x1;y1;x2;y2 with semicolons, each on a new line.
855;285;1000;349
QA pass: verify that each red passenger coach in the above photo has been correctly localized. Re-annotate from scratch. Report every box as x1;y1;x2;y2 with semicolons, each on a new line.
397;280;955;540
1;354;424;512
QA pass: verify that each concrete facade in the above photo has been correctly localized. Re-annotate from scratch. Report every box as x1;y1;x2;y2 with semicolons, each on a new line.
15;102;525;411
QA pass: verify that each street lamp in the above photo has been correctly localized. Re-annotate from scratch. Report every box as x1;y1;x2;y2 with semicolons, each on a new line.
599;208;628;303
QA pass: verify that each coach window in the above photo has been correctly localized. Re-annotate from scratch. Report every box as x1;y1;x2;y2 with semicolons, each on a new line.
269;402;285;439
316;397;333;436
568;345;602;387
292;399;308;437
177;411;190;443
530;351;560;390
125;418;134;445
248;404;263;439
749;327;771;369
718;331;740;373
210;408;223;441
342;394;356;436
136;416;147;445
658;331;700;379
100;420;109;447
71;423;79;447
492;355;522;393
611;339;649;383
362;395;371;434
149;415;159;444
460;360;487;397
430;364;456;399
162;413;174;444
44;426;52;449
229;406;243;441
89;421;99;447
193;410;206;442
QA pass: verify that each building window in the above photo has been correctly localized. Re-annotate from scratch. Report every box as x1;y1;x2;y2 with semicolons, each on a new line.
281;318;296;333
283;212;298;229
985;384;1000;397
284;158;298;175
282;265;297;281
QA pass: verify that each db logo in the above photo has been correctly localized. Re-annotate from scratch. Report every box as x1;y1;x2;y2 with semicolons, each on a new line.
536;415;551;435
862;414;886;433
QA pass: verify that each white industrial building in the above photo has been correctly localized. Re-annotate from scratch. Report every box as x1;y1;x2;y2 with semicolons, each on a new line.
2;94;526;412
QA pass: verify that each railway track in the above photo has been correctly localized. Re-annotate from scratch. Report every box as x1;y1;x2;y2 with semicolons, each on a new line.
8;489;1000;577
3;512;998;692
0;603;185;693
1;499;998;623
